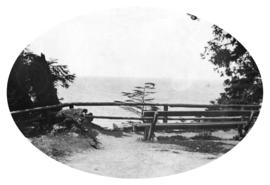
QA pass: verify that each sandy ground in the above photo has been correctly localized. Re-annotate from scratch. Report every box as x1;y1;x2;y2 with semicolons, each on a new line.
63;132;236;178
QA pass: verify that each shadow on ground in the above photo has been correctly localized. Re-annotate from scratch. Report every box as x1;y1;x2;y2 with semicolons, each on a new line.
156;135;236;155
99;129;131;138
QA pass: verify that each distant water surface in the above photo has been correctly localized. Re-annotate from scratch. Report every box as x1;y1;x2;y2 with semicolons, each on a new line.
58;76;224;128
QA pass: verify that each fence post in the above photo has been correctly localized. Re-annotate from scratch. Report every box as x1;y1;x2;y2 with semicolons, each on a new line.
238;115;245;138
245;110;255;133
143;127;149;140
163;105;168;124
148;112;158;140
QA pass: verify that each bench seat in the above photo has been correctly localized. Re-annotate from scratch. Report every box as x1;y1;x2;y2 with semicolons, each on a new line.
141;110;258;140
135;121;247;130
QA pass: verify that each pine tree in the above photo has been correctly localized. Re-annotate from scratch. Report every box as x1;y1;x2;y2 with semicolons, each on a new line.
201;25;263;105
7;49;76;111
115;82;158;116
188;14;263;105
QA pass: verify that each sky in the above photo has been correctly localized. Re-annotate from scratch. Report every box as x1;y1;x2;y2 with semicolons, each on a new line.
29;8;223;82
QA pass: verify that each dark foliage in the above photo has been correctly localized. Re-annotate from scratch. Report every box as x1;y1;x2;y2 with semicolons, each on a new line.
7;49;75;136
7;49;75;111
201;25;263;105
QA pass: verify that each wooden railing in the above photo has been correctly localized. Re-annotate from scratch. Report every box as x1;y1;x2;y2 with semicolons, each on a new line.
11;102;261;124
11;102;261;113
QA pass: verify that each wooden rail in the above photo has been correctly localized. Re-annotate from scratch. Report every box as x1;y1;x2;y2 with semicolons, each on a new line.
144;110;260;117
10;102;261;115
10;102;261;132
87;115;245;121
11;101;261;141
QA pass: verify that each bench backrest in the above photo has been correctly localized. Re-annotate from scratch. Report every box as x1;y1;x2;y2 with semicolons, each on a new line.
143;110;259;121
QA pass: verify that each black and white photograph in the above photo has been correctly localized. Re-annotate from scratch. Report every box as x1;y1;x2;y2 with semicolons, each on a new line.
5;7;264;178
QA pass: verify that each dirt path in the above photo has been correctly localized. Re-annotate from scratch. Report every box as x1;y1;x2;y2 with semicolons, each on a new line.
64;133;220;178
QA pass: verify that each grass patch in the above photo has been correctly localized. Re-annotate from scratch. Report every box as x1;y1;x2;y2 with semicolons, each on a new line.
31;132;98;161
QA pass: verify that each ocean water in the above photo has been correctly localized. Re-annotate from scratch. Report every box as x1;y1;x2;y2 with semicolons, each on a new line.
58;76;224;128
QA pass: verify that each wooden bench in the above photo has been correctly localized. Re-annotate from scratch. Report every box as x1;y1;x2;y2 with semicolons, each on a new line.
136;110;259;140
